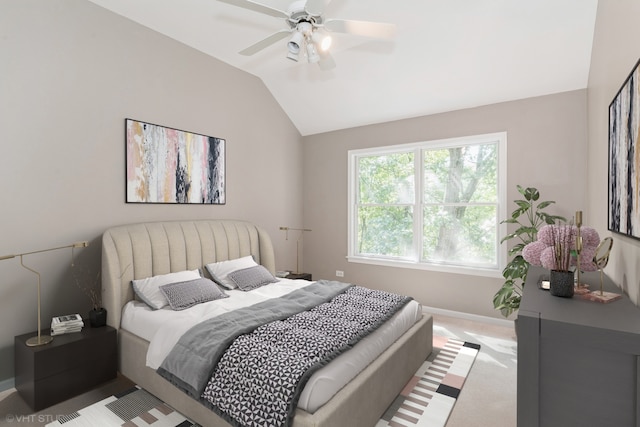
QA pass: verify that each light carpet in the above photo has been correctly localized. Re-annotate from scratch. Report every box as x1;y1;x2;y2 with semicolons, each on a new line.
376;335;481;427
45;386;198;427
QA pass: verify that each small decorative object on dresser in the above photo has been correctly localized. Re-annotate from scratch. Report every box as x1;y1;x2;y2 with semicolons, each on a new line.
582;236;621;303
548;223;575;297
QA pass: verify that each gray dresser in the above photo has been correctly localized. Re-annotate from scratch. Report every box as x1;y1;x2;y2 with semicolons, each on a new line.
517;266;640;427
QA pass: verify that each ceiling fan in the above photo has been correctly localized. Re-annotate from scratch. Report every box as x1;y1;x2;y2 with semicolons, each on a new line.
216;0;396;70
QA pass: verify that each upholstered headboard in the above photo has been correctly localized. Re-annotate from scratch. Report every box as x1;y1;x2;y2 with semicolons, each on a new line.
101;220;276;330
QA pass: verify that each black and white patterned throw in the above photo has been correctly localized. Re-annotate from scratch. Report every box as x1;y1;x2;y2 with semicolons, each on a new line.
201;286;412;427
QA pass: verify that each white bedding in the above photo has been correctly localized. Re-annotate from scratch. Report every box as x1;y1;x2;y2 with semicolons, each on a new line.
120;278;422;413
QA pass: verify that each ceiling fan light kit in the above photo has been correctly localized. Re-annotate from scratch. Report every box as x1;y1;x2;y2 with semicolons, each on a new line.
287;29;304;54
216;0;396;70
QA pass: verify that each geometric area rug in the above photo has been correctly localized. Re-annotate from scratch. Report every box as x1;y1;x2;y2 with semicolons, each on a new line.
376;335;481;427
44;336;479;427
45;386;199;427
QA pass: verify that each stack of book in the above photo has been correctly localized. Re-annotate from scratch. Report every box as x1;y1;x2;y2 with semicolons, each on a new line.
51;314;84;336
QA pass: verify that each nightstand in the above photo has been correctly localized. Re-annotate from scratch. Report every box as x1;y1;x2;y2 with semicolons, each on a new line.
14;324;117;410
287;272;312;281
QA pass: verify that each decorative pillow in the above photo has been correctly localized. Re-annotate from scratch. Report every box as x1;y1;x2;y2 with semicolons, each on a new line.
160;277;228;311
227;265;279;291
205;255;258;289
132;269;201;310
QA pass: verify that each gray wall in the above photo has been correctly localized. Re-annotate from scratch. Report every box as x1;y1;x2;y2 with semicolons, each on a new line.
0;0;302;383
587;0;640;306
302;90;588;318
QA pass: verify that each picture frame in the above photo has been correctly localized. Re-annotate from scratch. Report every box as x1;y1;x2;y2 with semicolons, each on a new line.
125;118;225;204
608;58;640;238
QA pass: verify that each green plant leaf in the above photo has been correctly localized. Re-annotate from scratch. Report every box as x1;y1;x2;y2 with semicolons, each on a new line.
536;200;555;209
530;188;540;201
497;185;563;317
508;243;525;256
500;233;517;244
502;256;529;280
501;218;519;225
512;226;536;239
538;212;567;224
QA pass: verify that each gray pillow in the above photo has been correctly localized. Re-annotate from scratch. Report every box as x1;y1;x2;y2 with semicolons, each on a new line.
160;277;228;311
227;265;279;291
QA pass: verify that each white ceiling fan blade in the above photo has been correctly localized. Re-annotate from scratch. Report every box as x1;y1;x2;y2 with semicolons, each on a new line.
318;52;336;71
305;0;332;16
239;30;291;56
215;0;288;19
324;19;396;39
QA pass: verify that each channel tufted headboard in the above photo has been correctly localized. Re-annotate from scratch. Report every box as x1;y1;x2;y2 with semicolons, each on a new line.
101;220;275;330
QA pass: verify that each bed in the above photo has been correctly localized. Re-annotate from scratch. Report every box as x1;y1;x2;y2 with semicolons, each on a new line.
101;219;432;427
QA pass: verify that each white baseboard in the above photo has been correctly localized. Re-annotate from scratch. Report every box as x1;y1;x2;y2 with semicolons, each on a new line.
0;377;14;394
422;305;515;328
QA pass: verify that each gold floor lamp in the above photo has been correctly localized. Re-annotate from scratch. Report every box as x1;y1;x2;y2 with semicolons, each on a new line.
0;241;88;346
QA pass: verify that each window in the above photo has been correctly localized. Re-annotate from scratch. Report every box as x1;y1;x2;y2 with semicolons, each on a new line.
348;133;506;277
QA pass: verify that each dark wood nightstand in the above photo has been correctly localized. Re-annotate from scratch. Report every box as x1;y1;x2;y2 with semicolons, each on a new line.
287;272;312;281
14;324;117;410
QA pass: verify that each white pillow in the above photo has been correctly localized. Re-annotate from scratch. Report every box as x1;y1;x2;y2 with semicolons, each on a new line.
205;255;258;289
132;269;201;310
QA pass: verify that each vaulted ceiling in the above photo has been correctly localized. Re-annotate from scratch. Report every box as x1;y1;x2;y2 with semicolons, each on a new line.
87;0;598;136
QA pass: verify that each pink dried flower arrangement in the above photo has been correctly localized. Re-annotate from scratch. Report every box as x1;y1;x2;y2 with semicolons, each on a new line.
523;224;600;271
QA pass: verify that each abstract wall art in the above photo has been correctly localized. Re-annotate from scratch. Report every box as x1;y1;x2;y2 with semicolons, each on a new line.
126;119;225;204
609;58;640;238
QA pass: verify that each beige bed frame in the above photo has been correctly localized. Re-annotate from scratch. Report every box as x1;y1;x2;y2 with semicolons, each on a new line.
102;220;432;427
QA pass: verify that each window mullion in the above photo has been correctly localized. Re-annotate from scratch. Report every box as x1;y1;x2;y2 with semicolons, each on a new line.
414;148;422;262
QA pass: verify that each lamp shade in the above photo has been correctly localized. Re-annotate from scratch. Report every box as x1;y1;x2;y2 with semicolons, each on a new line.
307;42;320;63
312;31;331;51
288;31;304;54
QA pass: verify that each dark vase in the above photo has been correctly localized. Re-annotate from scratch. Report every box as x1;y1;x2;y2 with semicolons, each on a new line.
89;307;107;327
549;270;574;298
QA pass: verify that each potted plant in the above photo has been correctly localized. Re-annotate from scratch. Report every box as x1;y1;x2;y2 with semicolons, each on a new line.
74;267;107;327
522;223;601;298
493;185;565;317
543;223;575;297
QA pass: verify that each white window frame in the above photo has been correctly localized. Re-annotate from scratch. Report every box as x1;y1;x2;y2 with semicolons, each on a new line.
347;132;507;278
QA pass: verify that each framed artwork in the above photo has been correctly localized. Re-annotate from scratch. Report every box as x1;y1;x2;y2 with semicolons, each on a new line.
608;58;640;239
126;119;225;204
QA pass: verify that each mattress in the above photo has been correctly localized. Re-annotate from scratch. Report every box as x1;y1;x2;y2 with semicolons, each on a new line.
121;278;422;413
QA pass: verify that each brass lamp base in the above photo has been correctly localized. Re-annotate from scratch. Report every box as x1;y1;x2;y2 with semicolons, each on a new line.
26;335;53;347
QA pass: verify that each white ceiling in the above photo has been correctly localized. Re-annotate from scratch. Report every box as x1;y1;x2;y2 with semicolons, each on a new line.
87;0;598;136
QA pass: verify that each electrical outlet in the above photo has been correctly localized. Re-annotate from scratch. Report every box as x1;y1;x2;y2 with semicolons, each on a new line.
336;270;344;277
